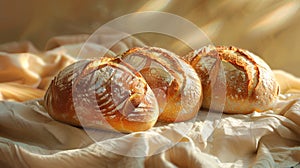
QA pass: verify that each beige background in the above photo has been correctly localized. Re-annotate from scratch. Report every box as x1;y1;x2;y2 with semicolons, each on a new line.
1;2;300;166
0;0;300;76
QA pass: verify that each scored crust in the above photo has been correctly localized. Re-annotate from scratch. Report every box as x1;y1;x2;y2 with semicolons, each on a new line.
182;45;280;114
44;57;159;133
121;47;203;122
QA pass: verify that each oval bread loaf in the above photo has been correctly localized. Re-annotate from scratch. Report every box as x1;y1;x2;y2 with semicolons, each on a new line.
44;57;159;133
121;47;203;122
182;45;280;114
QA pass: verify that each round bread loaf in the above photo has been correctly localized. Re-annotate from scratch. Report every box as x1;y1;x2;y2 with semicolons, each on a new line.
121;47;203;122
44;57;159;133
182;45;280;114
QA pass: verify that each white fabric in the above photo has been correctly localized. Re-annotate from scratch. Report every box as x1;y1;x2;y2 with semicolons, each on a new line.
0;35;300;168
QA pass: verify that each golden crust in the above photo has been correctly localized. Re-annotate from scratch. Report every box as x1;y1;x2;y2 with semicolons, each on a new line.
44;45;277;132
182;45;279;114
44;57;159;133
121;47;203;122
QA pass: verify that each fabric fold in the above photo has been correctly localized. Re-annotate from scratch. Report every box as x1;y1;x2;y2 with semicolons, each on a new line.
1;36;300;167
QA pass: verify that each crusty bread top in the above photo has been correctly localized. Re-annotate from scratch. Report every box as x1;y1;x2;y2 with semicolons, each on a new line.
122;47;202;122
182;45;279;113
44;57;159;132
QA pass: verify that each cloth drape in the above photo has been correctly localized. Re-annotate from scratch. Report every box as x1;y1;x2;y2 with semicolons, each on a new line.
0;34;300;168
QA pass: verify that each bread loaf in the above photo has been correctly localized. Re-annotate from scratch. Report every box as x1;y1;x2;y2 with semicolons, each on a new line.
44;45;275;132
121;47;203;122
182;45;279;114
44;57;159;133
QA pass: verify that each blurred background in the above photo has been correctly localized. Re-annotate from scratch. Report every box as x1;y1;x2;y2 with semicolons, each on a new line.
0;0;299;76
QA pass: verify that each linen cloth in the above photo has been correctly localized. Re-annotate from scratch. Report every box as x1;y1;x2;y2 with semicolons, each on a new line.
0;35;300;168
